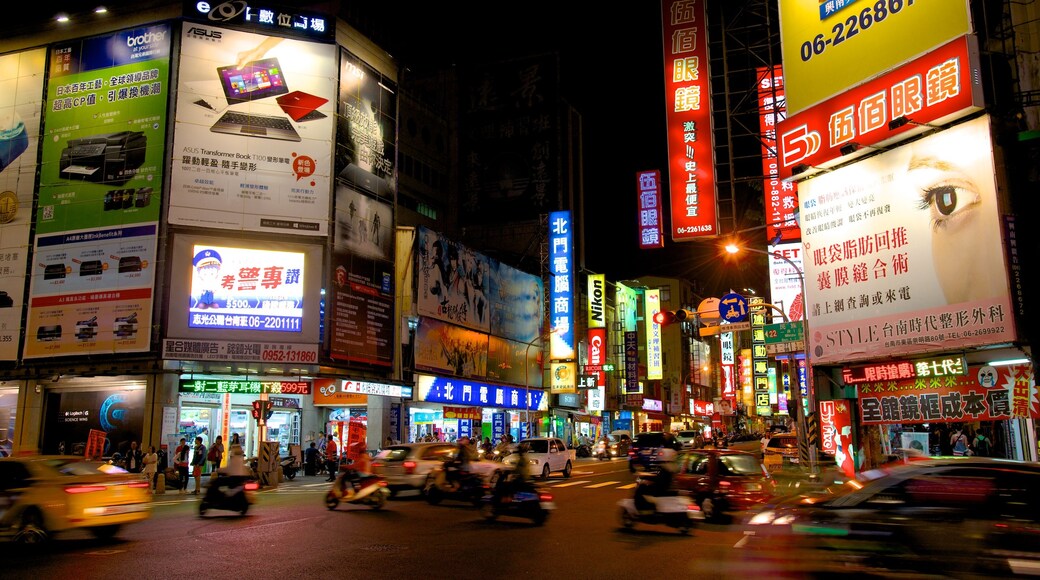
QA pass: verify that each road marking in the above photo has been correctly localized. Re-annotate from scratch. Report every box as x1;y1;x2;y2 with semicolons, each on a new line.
551;480;591;487
572;470;595;475
733;534;751;548
617;483;637;490
585;481;620;488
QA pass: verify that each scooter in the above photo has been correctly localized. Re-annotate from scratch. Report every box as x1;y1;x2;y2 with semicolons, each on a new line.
479;479;555;525
199;475;258;517
594;440;611;461
617;473;703;534
325;469;390;510
424;462;486;506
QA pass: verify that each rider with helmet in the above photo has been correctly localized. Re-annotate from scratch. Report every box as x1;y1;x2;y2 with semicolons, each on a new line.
634;448;679;512
497;440;533;497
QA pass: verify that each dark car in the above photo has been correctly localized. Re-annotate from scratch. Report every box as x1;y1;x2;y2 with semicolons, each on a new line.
673;449;776;522
627;431;679;473
742;457;1040;577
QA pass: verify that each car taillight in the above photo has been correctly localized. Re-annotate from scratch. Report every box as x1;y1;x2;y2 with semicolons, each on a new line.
538;493;553;502
687;503;701;511
244;481;260;491
378;480;388;487
403;460;417;474
65;484;106;494
718;480;731;487
371;461;384;469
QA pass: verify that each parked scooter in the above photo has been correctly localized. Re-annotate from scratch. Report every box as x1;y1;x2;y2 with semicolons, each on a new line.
199;475;258;517
479;480;555;525
617;472;702;534
424;462;486;506
325;468;390;510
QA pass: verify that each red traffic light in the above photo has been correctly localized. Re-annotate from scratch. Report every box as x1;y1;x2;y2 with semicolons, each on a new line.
653;309;694;325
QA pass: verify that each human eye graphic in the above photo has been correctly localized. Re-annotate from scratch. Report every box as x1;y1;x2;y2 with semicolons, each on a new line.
914;178;981;231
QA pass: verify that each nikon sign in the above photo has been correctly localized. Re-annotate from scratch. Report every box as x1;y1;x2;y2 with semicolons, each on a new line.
587;274;605;328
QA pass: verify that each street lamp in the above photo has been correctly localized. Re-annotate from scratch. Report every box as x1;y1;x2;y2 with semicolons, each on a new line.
523;327;559;440
724;242;818;475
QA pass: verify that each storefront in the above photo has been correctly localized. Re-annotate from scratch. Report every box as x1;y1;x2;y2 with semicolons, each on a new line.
313;378;412;451
38;376;148;459
0;382;19;457
413;374;548;443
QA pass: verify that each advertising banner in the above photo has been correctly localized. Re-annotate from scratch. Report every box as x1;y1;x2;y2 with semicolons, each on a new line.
443;406;481;421
588;327;607;387
42;388;144;457
26;25;171;359
416;226;492;332
549;361;576;394
0;48;45;360
587;274;606;328
413;317;489;380
416;375;547;411
820;399;856;477
756;65;800;243
335;48;397;200
799;115;1015;363
778;35;983;179
548;211;575;359
488;259;544;343
636;170;665;249
662;0;718;240
767;242;806;323
486;334;543;386
492;412;506;442
857;364;1039;424
624;330;639;394
170;24;335;235
778;0;971;115
645;289;663;380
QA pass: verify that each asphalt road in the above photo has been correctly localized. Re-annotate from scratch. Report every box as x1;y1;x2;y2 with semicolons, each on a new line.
1;458;777;580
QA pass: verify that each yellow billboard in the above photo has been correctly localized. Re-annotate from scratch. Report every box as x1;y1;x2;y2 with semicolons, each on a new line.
779;0;971;115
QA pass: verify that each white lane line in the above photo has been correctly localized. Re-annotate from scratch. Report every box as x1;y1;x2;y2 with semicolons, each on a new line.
571;470;595;475
733;534;751;549
551;480;591;488
617;483;637;490
585;481;620;488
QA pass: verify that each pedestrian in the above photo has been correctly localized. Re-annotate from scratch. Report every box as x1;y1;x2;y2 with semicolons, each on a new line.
972;430;992;457
304;441;320;476
208;435;224;474
174;437;190;494
951;428;970;456
142;445;158;493
324;434;339;482
124;440;143;473
191;436;207;494
385;435;394;448
223;433;248;476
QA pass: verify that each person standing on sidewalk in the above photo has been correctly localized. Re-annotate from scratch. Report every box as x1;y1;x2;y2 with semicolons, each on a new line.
142;446;158;493
191;436;207;494
208;435;224;474
324;434;338;482
174;438;191;494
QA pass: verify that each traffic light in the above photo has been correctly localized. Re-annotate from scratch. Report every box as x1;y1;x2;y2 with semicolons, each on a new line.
653;309;694;325
251;400;274;423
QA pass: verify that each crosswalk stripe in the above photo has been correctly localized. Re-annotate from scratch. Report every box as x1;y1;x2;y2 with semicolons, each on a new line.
617;483;637;490
585;481;619;488
551;480;591;487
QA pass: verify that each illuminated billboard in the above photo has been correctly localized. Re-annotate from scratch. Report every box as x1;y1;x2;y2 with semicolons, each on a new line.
756;65;800;243
778;0;971;115
548;211;575;360
661;0;718;240
645;289;662;380
799;115;1015;364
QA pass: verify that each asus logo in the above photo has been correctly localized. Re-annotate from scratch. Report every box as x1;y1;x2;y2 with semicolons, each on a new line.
187;27;221;40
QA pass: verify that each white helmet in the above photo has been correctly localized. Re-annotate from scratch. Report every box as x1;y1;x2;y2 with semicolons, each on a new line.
658;448;677;463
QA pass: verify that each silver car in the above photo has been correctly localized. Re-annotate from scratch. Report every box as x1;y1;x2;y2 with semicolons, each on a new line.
370;442;505;495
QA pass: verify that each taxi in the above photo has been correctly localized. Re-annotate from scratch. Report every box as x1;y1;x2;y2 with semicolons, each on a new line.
0;455;152;544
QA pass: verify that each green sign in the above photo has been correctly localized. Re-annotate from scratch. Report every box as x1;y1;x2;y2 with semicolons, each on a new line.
179;379;311;395
764;321;804;344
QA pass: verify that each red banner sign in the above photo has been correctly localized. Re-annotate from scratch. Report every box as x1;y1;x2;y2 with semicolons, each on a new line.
857;364;1038;425
662;0;717;240
820;400;855;478
777;35;983;180
757;65;799;243
587;327;606;387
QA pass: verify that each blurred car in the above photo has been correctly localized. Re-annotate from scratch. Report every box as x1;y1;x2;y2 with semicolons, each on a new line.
673;449;776;522
370;442;506;495
0;455;152;544
675;430;703;449
762;433;799;469
742;457;1040;577
628;431;679;473
504;437;575;480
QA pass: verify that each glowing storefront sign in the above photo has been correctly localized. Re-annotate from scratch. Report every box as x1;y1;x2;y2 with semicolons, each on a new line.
779;0;971;115
757;65;800;243
179;379;311;394
416;375;546;411
842;355;967;384
642;398;663;412
587;274;605;328
549;211;575;360
662;0;718;240
636;170;665;248
340;380;413;399
645;289;663;380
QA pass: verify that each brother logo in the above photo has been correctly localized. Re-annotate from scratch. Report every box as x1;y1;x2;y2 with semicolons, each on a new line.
126;29;167;47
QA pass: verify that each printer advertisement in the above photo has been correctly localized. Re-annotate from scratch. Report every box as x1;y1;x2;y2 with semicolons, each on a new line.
169;25;335;236
335;48;397;201
25;24;169;359
22;224;156;358
36;23;170;235
0;48;46;360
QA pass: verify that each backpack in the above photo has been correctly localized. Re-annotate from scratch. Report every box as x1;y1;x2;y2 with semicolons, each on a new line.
973;435;990;456
207;444;219;462
952;434;968;455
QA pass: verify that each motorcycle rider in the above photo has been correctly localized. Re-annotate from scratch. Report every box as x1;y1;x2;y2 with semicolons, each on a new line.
339;441;370;499
496;441;532;497
634;448;678;513
446;435;476;488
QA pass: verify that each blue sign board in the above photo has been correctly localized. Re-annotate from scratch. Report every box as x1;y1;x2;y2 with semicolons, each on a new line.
720;292;749;323
458;419;472;439
548;211;575;359
417;375;544;410
492;412;506;442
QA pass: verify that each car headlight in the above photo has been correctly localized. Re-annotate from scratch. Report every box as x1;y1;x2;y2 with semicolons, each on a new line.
748;510;777;525
529;459;539;465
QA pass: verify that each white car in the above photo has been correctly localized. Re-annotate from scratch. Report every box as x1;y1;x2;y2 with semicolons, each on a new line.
370;442;506;495
504;437;575;480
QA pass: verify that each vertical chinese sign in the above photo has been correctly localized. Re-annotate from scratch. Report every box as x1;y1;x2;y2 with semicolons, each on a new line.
661;0;717;241
645;289;663;381
548;211;574;360
756;65;799;243
636;170;665;249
